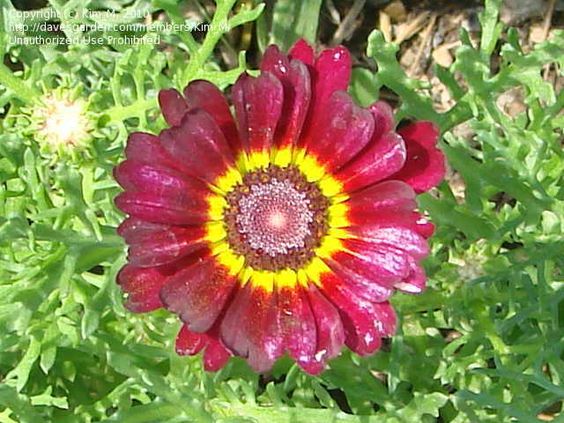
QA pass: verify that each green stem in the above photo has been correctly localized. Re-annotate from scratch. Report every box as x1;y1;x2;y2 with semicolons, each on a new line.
105;98;157;122
0;63;40;104
181;0;238;84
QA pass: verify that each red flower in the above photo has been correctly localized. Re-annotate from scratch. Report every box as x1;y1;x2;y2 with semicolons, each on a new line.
114;40;445;374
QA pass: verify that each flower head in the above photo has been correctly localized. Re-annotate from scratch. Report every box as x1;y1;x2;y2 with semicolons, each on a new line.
32;89;92;155
114;40;445;374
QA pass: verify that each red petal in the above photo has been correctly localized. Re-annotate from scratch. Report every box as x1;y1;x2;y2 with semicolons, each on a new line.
372;302;397;337
277;286;316;368
392;122;445;193
158;89;188;127
287;42;354;149
158;109;235;184
118;255;207;313
203;338;232;371
395;257;427;294
358;210;436;242
260;45;291;78
334;239;412;288
323;256;393;302
124;132;182;172
232;72;284;154
345;181;417;226
114;162;211;225
260;46;311;148
118;218;206;267
114;160;207;197
175;325;232;371
319;272;383;355
305;91;374;172
313;46;351;104
117;264;171;312
115;190;209;226
221;285;282;372
176;324;206;355
183;80;241;154
413;213;435;238
300;284;345;375
305;46;351;135
160;257;238;332
336;132;406;193
348;225;429;260
288;39;315;66
370;101;395;140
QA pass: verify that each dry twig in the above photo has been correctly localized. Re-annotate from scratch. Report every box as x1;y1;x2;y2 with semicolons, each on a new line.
408;13;436;75
332;0;366;44
395;11;430;45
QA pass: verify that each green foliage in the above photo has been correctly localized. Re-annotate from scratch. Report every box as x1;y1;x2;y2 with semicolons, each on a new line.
264;0;322;52
0;0;562;421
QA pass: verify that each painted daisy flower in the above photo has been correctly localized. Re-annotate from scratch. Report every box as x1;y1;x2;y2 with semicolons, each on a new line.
114;40;445;374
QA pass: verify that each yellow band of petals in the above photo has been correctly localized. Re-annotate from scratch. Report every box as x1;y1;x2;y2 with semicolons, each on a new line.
250;270;275;292
207;194;227;220
273;146;293;167
214;166;242;194
205;222;227;243
275;268;298;289
328;203;350;228
214;247;245;276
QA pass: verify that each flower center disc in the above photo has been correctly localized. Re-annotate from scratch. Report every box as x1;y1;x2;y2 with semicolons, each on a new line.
225;165;329;271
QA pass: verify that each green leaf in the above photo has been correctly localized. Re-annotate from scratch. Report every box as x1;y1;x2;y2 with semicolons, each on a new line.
366;30;440;123
395;392;449;420
5;337;41;392
0;385;43;423
81;307;100;339
270;0;322;51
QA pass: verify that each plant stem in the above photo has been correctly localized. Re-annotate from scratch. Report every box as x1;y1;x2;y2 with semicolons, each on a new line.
0;63;40;104
181;0;238;84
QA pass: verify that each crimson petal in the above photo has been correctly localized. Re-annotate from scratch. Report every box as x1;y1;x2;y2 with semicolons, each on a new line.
345;181;417;226
320;272;383;355
176;325;232;371
391;121;445;193
324;256;393;302
203;338;232;371
221;285;282;372
118;218;206;267
158;88;188;127
260;46;311;148
232;71;284;155
335;239;412;288
396;257;427;294
183;80;242;154
312;46;351;107
348;225;429;260
176;324;206;355
117;264;170;312
288;38;315;66
304;46;351;136
300;284;345;375
114;192;208;226
336;132;406;193
159;109;235;184
370;101;395;140
114;162;211;225
305;91;374;172
160;257;238;332
114;160;208;198
278;286;317;369
124;132;183;172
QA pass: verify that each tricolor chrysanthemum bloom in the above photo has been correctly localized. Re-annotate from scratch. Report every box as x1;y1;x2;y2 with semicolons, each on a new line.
114;40;445;374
